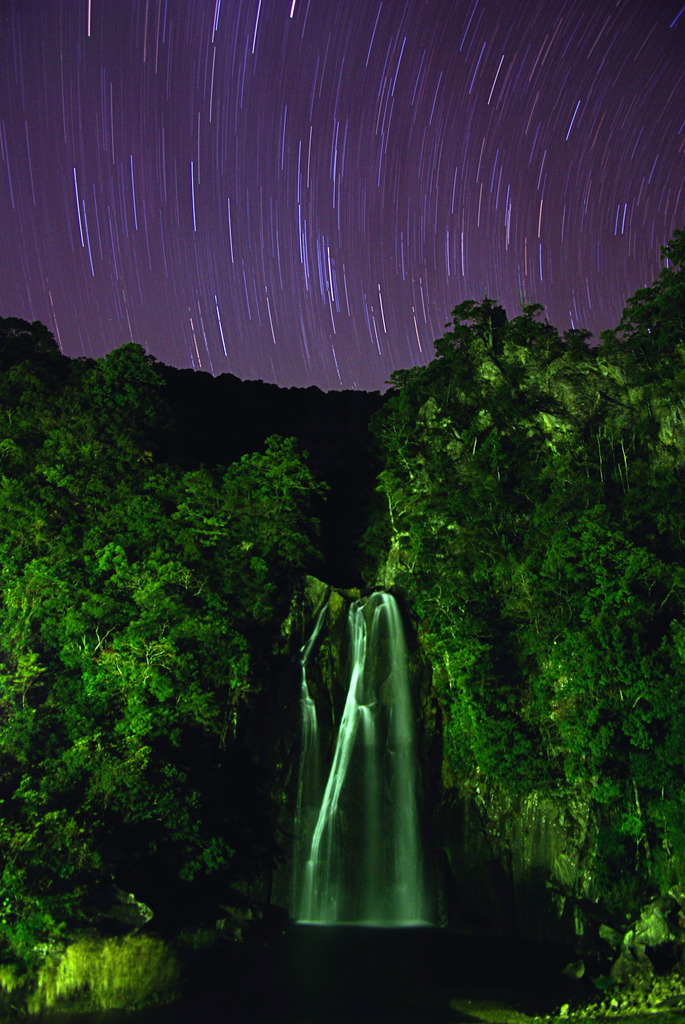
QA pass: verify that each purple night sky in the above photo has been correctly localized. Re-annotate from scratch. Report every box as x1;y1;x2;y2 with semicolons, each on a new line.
0;1;683;391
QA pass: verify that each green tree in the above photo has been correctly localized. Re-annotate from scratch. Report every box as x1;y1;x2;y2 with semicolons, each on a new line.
369;232;685;909
0;335;325;963
600;229;685;384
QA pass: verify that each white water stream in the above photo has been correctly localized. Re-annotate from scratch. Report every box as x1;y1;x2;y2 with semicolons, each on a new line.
294;592;430;925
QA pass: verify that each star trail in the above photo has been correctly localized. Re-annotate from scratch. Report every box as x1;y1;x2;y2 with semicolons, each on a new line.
0;0;683;391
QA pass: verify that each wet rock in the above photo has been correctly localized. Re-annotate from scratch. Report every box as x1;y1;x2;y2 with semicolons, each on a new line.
634;901;673;947
610;940;654;989
437;780;597;944
598;923;622;947
668;884;685;907
562;960;585;979
104;888;154;931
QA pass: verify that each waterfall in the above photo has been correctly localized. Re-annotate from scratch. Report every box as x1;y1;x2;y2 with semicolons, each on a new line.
294;592;430;926
291;603;327;913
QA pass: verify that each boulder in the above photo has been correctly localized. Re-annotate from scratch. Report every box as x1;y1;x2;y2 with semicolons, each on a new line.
610;940;654;990
634;902;673;947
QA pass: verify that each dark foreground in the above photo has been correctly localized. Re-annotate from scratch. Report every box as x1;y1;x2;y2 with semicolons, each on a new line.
28;925;589;1024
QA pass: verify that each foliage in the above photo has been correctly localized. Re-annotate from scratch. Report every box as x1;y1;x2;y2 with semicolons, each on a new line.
0;322;325;963
25;935;180;1013
370;230;685;906
599;228;685;385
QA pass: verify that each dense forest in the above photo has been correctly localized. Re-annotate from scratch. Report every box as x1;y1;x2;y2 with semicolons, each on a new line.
372;228;685;917
0;228;683;999
0;319;386;975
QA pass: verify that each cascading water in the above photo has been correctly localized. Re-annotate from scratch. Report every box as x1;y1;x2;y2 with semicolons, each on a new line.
291;603;327;914
293;591;431;926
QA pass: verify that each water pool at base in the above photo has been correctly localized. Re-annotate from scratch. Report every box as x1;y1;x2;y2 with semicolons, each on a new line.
31;925;575;1024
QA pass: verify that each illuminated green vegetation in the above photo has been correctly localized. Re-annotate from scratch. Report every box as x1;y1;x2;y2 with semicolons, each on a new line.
0;326;325;966
25;935;180;1014
0;228;683;997
370;229;685;907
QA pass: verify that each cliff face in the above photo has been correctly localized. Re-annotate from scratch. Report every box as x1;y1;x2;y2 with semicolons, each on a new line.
435;780;597;944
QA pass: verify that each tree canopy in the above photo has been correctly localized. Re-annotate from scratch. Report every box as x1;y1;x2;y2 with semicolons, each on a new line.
0;326;325;962
370;229;685;907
